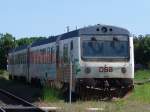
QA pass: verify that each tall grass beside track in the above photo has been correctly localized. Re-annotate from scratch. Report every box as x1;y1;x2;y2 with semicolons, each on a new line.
42;86;62;102
129;69;150;103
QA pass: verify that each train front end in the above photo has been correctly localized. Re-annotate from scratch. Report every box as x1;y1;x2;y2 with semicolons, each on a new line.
75;25;134;99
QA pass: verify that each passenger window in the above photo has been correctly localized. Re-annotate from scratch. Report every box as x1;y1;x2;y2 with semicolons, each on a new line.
70;40;73;50
63;44;68;63
56;46;59;65
40;49;44;64
43;48;46;64
51;47;55;63
36;50;39;64
37;50;41;64
31;51;33;64
47;47;51;64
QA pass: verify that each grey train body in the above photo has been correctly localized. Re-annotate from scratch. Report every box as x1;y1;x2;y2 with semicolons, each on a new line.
8;24;134;99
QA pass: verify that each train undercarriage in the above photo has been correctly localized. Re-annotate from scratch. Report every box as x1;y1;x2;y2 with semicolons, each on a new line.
62;78;134;101
9;74;134;101
75;78;134;100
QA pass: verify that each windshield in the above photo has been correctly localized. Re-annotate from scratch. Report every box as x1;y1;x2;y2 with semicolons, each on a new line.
81;36;129;60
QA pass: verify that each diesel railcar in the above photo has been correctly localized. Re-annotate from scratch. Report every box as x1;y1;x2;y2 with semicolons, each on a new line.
8;24;134;99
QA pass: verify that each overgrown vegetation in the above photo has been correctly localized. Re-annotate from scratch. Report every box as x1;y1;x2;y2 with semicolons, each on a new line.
134;35;150;67
42;86;62;102
130;84;150;103
128;69;150;103
134;69;150;81
0;70;4;75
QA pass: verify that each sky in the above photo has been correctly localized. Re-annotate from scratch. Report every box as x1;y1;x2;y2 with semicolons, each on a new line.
0;0;149;38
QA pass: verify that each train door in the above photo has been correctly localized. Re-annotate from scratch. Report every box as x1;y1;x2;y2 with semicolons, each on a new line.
62;40;74;82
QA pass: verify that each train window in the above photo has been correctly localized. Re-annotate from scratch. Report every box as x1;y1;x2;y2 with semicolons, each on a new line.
21;54;22;64
40;49;43;64
17;55;20;64
35;50;38;64
22;54;24;64
56;45;59;66
47;47;51;64
35;51;37;64
21;54;23;64
18;55;19;64
51;47;53;64
34;51;36;64
20;54;22;64
43;48;46;64
14;55;15;64
25;54;26;64
70;40;73;50
17;55;18;64
51;47;55;63
63;44;68;63
23;54;26;64
23;54;24;64
31;52;33;64
18;54;19;64
42;49;44;64
29;52;31;64
16;55;18;64
37;50;39;64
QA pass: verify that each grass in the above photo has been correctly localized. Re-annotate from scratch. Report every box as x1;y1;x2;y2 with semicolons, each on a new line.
129;69;150;103
135;69;150;81
130;84;150;103
0;70;4;74
0;70;9;80
41;86;62;102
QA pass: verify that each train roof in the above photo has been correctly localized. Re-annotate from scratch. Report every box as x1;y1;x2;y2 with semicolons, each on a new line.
9;45;28;53
31;30;79;47
9;24;130;53
31;24;130;47
79;24;130;35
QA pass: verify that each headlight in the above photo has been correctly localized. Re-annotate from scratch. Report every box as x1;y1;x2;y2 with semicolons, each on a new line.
85;67;91;74
121;67;126;73
101;27;107;33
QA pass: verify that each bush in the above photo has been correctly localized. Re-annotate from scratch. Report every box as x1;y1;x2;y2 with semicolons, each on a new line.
42;86;62;102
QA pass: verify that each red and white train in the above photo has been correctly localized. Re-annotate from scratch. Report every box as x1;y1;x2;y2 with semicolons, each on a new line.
8;24;134;99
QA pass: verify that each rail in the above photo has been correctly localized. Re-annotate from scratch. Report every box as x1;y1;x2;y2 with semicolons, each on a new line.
0;89;60;112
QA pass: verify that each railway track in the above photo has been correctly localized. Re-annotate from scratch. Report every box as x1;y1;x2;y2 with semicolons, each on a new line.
0;89;45;112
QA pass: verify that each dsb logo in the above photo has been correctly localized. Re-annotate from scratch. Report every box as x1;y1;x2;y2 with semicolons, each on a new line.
99;66;113;72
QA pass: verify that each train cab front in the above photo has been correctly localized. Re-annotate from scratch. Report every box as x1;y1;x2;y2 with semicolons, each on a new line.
75;26;134;99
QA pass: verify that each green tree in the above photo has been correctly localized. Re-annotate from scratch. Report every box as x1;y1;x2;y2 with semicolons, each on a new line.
134;35;150;67
0;33;15;69
16;37;46;46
